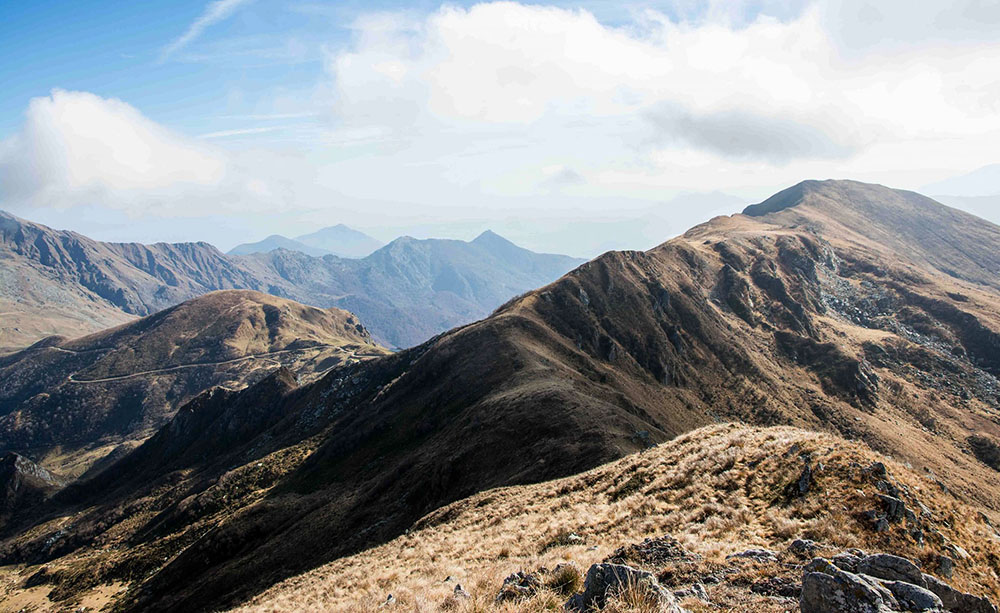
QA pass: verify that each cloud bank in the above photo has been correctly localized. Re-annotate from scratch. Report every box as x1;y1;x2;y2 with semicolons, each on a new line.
3;1;1000;228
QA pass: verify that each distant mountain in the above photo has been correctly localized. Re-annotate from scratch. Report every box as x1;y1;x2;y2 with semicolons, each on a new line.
6;181;1000;612
0;290;386;476
228;235;331;258
295;224;384;258
0;210;583;350
923;163;1000;197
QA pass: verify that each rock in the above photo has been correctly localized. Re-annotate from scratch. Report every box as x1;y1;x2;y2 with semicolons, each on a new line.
801;558;899;612
566;563;682;612
798;463;814;495
604;535;700;567
923;574;999;613
831;551;862;573
857;553;925;586
790;539;820;557
751;576;801;598
726;548;779;563
453;584;471;599
495;570;543;603
882;580;943;611
934;555;954;580
879;494;907;523
380;594;396;608
673;582;710;601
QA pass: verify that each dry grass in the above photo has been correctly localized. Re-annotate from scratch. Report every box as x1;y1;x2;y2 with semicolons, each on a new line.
230;424;1000;613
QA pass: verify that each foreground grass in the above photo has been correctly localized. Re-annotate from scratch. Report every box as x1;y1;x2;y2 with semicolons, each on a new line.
231;423;1000;612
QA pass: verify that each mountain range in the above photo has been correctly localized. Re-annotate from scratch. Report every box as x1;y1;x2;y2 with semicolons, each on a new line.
228;224;385;259
0;210;583;350
1;180;998;611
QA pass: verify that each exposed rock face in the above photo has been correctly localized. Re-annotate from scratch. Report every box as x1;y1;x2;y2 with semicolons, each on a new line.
857;553;926;587
802;555;996;613
0;452;63;515
565;563;682;612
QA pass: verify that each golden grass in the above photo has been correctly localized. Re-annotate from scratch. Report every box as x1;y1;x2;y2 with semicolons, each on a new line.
230;424;1000;613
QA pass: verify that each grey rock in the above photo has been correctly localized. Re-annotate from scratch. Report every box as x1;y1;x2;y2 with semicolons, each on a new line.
857;553;925;587
832;551;863;573
566;563;682;612
882;580;943;611
923;574;999;613
726;548;779;563
800;559;898;612
934;555;954;580
879;494;907;523
790;539;820;557
453;584;471;599
673;582;709;601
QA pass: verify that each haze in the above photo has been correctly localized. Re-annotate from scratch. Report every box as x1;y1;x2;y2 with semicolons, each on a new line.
1;0;999;256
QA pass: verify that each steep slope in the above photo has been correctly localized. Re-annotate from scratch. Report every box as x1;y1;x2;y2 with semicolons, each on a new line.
295;224;384;258
0;290;386;476
231;425;1000;612
3;181;1000;612
0;210;581;350
227;235;331;258
0;210;269;351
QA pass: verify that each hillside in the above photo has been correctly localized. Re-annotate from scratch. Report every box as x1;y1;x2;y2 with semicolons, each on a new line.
2;180;1000;612
230;425;1000;612
0;210;582;350
0;290;386;477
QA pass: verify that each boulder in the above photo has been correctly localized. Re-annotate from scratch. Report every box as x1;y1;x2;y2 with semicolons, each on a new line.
801;559;898;612
453;584;471;599
790;539;821;557
673;582;710;601
565;563;682;612
832;551;863;573
882;580;943;612
922;574;998;613
857;553;925;587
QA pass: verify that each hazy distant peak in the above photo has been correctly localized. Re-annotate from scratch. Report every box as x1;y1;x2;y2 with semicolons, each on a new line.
294;224;384;258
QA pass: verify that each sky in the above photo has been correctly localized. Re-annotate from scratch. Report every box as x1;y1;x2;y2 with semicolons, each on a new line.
1;0;999;257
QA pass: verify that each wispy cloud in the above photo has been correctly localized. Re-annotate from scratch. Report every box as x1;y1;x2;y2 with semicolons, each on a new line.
160;0;254;62
198;125;287;139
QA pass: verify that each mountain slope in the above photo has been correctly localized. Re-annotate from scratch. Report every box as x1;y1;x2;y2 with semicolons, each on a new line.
3;180;1000;612
227;235;331;258
0;290;386;476
295;224;384;258
231;424;1000;612
0;211;582;350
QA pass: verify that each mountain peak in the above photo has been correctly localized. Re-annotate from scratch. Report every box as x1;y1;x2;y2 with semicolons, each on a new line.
471;229;510;244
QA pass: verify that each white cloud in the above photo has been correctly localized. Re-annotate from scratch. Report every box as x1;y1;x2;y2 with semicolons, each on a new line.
161;0;254;61
319;1;1000;198
0;90;304;217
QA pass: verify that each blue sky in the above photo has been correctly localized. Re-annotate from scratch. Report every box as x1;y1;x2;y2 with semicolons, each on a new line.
1;0;998;255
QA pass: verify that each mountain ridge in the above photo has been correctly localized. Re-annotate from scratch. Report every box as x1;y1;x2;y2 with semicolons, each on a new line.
3;180;1000;612
0;211;583;349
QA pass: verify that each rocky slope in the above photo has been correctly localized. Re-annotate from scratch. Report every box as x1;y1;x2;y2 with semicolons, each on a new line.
0;290;386;476
227;425;999;612
2;180;1000;612
0;210;581;350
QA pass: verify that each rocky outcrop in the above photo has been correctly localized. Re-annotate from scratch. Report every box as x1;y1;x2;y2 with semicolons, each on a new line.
565;563;683;612
801;554;997;613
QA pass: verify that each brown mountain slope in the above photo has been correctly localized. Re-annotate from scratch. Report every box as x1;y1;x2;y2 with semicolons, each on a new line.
2;180;1000;612
230;424;1000;612
0;290;386;477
